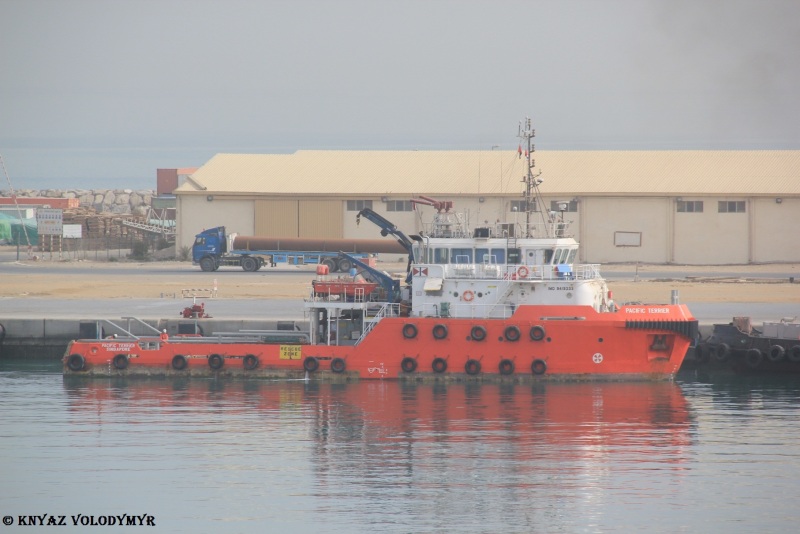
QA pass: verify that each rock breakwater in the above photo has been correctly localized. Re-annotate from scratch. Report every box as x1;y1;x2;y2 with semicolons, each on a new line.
0;188;155;216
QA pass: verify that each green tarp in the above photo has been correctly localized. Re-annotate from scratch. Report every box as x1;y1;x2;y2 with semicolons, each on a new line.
0;213;39;245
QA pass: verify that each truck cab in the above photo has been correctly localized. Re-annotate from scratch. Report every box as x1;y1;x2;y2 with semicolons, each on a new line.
192;227;227;271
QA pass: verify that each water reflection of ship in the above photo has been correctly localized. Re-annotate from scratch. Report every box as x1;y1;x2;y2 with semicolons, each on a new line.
62;378;692;460
61;378;692;530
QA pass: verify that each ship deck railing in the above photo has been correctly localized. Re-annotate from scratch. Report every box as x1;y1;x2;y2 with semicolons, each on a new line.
421;263;602;281
524;221;574;239
79;317;163;340
354;303;403;344
308;284;370;302
414;301;515;320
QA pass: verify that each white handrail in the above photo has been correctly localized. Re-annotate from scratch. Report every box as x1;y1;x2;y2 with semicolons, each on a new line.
415;262;602;281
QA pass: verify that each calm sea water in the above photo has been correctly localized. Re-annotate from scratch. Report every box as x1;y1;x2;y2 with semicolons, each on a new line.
2;360;800;533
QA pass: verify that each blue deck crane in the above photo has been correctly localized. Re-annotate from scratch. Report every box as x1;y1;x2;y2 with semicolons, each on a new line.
355;208;418;281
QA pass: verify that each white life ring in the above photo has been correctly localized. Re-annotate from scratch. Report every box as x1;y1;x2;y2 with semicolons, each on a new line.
517;266;529;279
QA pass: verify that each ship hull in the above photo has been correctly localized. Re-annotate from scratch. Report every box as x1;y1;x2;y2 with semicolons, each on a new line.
64;304;696;381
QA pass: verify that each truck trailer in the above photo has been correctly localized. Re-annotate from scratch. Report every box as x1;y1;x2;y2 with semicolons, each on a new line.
191;227;407;272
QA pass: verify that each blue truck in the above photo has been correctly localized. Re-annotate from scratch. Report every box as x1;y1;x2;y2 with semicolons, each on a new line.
191;227;403;272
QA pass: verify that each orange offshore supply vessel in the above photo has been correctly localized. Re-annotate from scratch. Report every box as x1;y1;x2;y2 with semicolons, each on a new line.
64;120;698;381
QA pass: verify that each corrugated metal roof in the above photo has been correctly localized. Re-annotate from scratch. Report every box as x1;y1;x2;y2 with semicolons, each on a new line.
176;150;800;196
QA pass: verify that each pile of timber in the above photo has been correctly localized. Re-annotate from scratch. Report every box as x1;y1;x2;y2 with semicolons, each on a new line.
37;207;149;251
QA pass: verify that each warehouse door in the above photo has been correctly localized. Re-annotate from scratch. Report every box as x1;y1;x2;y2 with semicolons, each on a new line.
254;200;298;236
298;200;343;238
254;199;343;238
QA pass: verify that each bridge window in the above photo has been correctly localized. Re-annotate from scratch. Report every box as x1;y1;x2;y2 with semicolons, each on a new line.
543;249;554;264
566;249;577;264
432;248;449;264
507;248;521;264
476;248;505;264
451;248;473;264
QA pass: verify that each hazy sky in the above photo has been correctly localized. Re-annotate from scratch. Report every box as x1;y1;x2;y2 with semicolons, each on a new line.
1;0;798;189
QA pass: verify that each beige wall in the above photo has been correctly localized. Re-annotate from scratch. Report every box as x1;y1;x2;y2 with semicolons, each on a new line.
177;192;800;264
176;195;255;249
718;199;751;264
673;198;716;263
341;198;508;240
752;197;800;263
582;198;670;263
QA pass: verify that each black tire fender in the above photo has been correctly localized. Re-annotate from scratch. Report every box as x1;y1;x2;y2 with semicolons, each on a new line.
402;324;418;339
499;359;515;375
464;359;481;375
401;357;418;373
172;355;188;370
745;349;763;369
331;357;346;373
303;356;320;373
470;325;487;341
67;354;85;372
531;358;547;375
208;354;224;370
243;354;259;370
530;325;546;341
432;324;448;340
708;343;731;362
112;353;129;370
504;325;521;342
768;344;785;363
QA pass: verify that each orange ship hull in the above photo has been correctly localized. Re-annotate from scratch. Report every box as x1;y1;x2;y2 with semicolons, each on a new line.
63;304;697;381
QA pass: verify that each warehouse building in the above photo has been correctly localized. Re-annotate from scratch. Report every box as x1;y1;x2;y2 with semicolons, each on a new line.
174;150;800;264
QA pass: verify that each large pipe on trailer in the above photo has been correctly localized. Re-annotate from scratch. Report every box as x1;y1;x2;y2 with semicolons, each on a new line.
231;236;407;255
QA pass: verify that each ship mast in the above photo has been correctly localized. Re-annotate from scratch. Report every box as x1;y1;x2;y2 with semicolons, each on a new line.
517;117;548;238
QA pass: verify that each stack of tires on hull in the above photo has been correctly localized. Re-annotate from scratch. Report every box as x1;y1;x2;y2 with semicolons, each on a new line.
396;320;549;377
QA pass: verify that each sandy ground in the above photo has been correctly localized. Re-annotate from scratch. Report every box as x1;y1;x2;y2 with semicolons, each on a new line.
1;256;799;304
